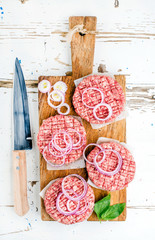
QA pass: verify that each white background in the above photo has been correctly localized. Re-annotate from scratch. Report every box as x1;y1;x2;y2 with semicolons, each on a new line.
0;0;155;239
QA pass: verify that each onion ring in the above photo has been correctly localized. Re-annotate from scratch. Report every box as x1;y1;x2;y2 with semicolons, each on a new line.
93;103;112;121
94;149;122;176
57;103;70;115
64;129;83;149
56;192;80;216
66;191;88;215
48;140;68;158
83;143;105;165
52;131;72;153
54;81;67;93
51;137;72;155
66;190;79;211
75;198;89;215
42;129;85;166
50;91;62;102
72;136;84;150
38;80;51;93
49;132;72;157
66;191;89;215
62;174;88;201
82;87;104;109
48;90;65;109
42;146;65;167
67;199;88;215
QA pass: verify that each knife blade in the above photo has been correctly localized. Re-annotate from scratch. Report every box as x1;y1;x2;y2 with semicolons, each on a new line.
13;58;32;216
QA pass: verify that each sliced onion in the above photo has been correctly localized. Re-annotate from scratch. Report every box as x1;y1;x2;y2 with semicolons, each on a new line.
48;90;65;109
66;190;88;215
51;138;72;155
71;130;81;147
38;80;51;93
64;129;83;149
51;137;67;152
49;141;72;158
56;192;80;216
75;199;89;215
48;140;68;158
66;190;79;211
66;192;89;215
72;137;84;150
57;103;70;115
83;143;105;165
93;103;112;121
52;138;72;153
55;175;90;216
54;81;67;93
50;91;62;102
62;174;88;201
52;131;73;154
82;87;104;109
94;149;123;176
42;146;65;167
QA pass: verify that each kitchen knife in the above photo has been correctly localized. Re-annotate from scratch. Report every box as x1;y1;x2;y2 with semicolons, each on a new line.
13;58;32;216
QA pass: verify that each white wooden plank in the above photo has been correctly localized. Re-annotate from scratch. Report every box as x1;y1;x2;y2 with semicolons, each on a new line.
0;0;155;83
0;0;155;238
0;207;154;240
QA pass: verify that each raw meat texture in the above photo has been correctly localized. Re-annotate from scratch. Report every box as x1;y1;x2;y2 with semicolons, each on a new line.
86;141;135;191
37;115;86;165
44;176;95;224
73;75;125;124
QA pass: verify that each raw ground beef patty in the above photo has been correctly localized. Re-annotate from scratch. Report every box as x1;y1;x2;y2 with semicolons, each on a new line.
73;75;125;124
44;176;95;224
86;141;136;191
37;115;87;165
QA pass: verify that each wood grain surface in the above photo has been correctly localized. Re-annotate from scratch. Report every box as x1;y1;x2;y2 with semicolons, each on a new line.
12;150;29;216
1;1;155;238
39;17;126;221
69;16;97;78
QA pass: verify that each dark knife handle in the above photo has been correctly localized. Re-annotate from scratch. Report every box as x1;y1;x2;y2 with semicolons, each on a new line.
13;150;29;216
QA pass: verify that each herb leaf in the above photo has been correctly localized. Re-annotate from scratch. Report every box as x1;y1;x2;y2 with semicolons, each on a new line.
94;194;111;219
101;203;126;220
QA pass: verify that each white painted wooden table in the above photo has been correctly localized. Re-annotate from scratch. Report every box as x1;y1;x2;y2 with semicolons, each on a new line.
0;0;155;239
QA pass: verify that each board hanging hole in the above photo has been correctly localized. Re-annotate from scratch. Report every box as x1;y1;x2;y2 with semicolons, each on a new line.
79;32;86;36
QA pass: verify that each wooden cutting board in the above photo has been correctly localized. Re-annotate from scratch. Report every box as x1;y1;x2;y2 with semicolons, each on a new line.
38;16;126;221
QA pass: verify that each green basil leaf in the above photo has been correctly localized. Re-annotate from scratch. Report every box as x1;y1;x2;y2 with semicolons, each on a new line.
101;203;126;220
94;194;111;219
